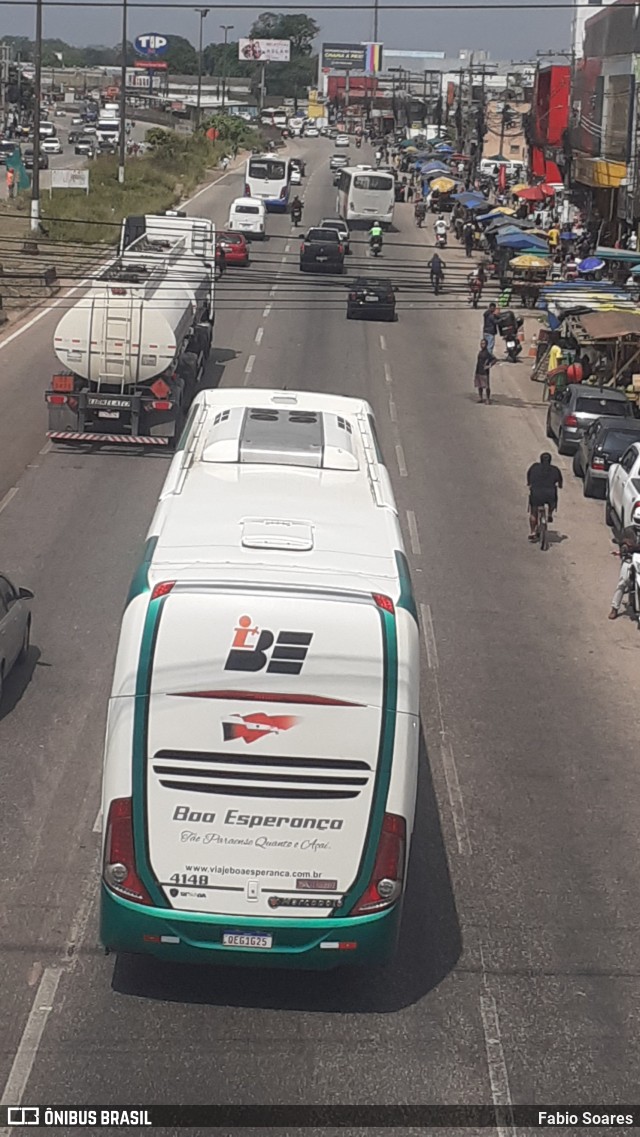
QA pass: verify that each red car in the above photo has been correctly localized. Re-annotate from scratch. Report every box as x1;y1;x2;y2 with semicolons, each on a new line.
216;231;250;266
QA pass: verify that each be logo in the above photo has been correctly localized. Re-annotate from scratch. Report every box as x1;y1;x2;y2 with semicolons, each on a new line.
225;615;313;675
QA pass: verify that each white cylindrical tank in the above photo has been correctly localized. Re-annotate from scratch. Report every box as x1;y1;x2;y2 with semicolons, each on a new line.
53;252;211;386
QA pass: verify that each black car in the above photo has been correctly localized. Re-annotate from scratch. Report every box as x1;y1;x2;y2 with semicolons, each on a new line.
97;139;117;155
290;157;306;177
347;277;397;321
300;227;345;274
74;137;95;157
22;147;48;170
572;416;640;498
68;130;83;144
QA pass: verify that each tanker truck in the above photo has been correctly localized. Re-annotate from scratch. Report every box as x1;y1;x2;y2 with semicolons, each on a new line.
45;213;216;447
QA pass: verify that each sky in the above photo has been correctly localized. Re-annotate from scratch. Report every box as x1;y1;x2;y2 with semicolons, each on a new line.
4;0;571;62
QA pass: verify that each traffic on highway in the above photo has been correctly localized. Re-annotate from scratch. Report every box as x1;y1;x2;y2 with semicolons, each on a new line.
0;125;639;1130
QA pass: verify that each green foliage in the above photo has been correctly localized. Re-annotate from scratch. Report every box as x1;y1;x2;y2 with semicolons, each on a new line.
248;12;319;55
199;113;257;148
263;56;317;99
162;34;199;75
41;133;222;244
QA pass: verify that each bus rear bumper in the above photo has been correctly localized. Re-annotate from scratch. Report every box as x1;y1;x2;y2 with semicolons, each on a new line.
100;886;401;969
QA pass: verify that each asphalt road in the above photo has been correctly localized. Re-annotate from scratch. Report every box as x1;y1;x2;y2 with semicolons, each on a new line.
0;138;639;1136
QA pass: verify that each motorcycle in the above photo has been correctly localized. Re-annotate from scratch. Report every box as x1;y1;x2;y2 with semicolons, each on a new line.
435;230;447;250
291;207;302;227
415;208;426;228
370;236;383;257
355;137;362;149
468;277;482;309
504;333;522;362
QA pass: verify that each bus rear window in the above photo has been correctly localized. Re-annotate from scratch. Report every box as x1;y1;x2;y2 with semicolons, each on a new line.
353;175;394;191
249;160;286;180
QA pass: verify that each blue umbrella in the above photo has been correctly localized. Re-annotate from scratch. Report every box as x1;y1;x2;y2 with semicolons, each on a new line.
497;232;548;252
434;143;454;153
561;231;578;240
577;256;605;274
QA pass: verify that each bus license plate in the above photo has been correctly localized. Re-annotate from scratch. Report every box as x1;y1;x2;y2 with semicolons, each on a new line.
222;932;273;949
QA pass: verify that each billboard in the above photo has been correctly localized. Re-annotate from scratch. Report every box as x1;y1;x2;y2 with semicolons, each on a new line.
238;38;291;62
321;43;367;71
134;33;168;57
51;169;89;192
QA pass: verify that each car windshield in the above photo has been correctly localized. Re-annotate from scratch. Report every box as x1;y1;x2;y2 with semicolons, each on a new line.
603;429;640;452
576;397;630;416
235;205;260;214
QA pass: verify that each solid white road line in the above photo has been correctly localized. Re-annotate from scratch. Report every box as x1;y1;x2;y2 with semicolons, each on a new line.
0;967;62;1123
255;327;264;345
92;808;103;834
407;510;421;556
479;941;517;1137
384;362;392;384
379;334;387;351
38;441;52;457
389;397;397;423
395;443;407;477
420;602;438;669
243;355;255;385
0;487;18;516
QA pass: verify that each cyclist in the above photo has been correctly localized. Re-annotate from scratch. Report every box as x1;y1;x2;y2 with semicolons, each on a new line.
527;452;563;541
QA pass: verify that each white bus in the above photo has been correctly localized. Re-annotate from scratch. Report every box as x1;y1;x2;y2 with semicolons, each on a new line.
100;388;420;970
336;166;396;227
245;153;291;211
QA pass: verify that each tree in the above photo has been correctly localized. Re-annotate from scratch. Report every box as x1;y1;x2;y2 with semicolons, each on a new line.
263;55;317;101
248;12;319;56
162;34;199;74
202;41;254;78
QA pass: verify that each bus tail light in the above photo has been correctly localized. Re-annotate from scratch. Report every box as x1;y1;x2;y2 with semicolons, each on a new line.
280;186;287;199
244;183;251;195
103;797;153;906
351;813;406;915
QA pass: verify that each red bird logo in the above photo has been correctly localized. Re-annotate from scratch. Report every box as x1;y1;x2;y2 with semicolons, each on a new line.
222;713;299;744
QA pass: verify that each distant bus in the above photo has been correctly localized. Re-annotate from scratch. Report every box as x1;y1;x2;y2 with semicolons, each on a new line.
245;153;291;212
336;167;395;227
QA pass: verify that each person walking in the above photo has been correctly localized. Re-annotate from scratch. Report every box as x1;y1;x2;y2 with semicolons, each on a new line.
6;166;15;199
609;527;640;619
464;218;474;257
474;339;497;403
482;301;499;353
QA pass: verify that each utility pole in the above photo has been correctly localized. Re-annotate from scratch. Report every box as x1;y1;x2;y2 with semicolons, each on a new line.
220;24;233;112
30;0;43;232
373;0;379;43
195;7;210;128
118;0;127;185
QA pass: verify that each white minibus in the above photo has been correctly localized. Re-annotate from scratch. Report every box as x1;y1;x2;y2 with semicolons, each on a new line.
336;166;395;227
100;389;420;970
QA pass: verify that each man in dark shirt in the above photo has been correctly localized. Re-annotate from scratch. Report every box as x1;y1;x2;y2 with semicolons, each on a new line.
482;302;498;352
527;452;563;539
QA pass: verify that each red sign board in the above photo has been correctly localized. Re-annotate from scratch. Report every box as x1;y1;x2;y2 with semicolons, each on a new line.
134;60;168;70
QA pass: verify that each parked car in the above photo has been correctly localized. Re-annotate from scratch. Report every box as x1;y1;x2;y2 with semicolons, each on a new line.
0;140;16;164
216;231;250;266
318;216;351;254
22;147;48;170
41;136;62;154
300;227;345;274
347;276;397;321
545;384;634;455
607;441;640;530
572;417;640;498
0;573;33;705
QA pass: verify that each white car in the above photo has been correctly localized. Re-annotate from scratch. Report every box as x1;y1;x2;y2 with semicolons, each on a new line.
290;166;302;185
305;126;319;137
72;116;84;126
227;196;267;239
335;134;350;148
41;136;62;154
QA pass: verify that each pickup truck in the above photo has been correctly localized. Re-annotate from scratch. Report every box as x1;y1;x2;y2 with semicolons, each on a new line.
607;441;640;530
299;227;345;274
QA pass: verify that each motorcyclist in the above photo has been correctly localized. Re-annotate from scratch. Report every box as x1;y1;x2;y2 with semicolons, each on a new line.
434;213;448;245
369;221;383;248
428;251;445;291
291;195;303;224
498;308;523;355
526;452;563;540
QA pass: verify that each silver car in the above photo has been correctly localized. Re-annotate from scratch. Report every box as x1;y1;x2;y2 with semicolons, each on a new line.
0;573;33;704
546;384;634;455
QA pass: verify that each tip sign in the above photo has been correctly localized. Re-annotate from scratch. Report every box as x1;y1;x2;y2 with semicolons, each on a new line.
134;33;168;57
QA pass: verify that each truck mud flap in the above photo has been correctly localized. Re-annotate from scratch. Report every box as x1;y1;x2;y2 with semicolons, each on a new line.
47;431;169;446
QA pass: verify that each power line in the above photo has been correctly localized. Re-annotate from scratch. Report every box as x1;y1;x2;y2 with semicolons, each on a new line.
0;1;610;7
